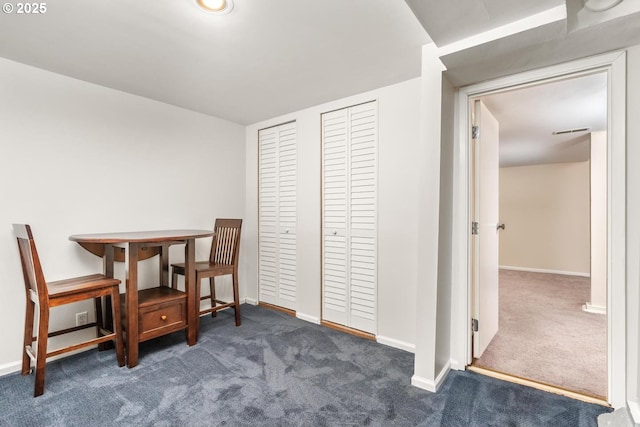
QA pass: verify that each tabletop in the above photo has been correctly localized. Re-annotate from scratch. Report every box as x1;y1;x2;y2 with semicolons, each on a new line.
69;229;215;243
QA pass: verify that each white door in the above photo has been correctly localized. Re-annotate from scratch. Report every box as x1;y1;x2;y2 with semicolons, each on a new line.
321;101;377;334
258;122;297;310
473;100;500;357
347;103;377;333
276;123;297;310
259;126;278;305
322;108;349;326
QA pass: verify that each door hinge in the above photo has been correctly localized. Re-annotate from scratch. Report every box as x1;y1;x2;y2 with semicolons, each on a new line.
472;125;480;139
471;221;479;235
472;318;479;332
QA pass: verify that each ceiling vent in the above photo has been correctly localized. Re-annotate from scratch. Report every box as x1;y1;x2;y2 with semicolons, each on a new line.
552;127;591;135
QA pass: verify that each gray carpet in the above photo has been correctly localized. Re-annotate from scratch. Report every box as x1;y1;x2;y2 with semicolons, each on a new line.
0;304;610;426
474;270;607;398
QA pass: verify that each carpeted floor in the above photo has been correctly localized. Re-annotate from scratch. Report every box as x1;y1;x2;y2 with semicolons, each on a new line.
474;269;607;398
0;304;610;426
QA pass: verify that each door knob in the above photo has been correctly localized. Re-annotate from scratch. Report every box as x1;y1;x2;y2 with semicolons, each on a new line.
497;223;506;230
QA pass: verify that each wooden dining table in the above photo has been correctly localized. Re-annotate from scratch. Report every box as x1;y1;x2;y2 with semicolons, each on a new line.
69;229;214;368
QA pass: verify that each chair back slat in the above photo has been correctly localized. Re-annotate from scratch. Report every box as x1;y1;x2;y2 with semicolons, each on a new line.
210;219;242;266
13;224;48;305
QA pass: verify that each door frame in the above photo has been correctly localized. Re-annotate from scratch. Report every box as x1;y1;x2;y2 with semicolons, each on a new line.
450;50;626;407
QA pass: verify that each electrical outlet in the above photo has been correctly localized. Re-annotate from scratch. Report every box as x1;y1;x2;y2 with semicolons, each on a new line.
75;311;88;326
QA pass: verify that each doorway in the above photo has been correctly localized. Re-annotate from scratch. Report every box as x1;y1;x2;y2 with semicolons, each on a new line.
451;51;627;407
468;73;608;400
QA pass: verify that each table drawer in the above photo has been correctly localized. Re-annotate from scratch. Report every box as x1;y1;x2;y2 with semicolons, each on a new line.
138;297;187;342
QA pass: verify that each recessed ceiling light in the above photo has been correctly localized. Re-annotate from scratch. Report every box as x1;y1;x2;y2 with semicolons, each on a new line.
196;0;234;14
584;0;623;12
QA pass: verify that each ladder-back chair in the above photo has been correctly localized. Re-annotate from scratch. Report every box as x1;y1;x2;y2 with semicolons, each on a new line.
171;219;242;326
13;224;125;396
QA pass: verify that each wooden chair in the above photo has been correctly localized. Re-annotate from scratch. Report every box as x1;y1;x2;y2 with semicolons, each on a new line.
13;224;125;397
171;219;242;326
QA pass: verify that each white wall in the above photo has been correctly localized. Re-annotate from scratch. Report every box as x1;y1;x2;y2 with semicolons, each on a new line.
435;75;455;376
625;44;640;421
589;131;607;312
412;43;446;391
245;78;423;351
0;58;246;373
499;161;591;275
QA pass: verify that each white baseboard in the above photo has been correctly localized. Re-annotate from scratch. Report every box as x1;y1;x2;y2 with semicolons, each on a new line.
499;265;590;277
434;361;451;391
296;312;320;324
0;360;21;377
244;297;258;305
411;361;451;393
449;358;465;371
376;336;415;353
582;302;607;315
628;400;640;424
411;374;436;392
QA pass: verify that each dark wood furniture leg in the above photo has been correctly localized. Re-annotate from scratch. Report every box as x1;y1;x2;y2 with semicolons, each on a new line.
111;286;125;367
185;238;197;345
160;244;170;287
99;244;115;351
126;242;140;368
232;270;241;326
34;304;49;397
209;277;217;317
21;297;35;375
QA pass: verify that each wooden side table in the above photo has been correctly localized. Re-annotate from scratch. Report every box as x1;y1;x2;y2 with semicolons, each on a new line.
69;229;214;367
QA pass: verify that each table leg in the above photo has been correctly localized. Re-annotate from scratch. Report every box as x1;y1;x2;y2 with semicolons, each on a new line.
104;243;115;333
185;238;198;345
160;244;170;287
126;242;140;368
99;244;115;351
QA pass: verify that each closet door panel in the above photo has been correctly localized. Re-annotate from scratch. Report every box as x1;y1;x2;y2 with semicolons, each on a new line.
349;234;376;332
322;233;348;325
277;122;297;310
278;231;297;310
258;123;297;309
348;102;377;332
322;110;348;233
259;128;278;305
322;109;349;325
349;102;377;233
321;101;377;334
278;123;297;231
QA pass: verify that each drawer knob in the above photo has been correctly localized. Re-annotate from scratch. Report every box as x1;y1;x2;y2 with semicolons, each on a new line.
161;315;167;321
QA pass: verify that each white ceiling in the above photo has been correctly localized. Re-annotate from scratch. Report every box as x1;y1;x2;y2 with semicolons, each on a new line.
404;0;564;47
415;0;640;87
0;0;638;165
0;0;429;125
481;72;607;167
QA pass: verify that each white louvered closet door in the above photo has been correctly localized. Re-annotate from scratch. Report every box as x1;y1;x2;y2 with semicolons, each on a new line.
322;108;349;326
276;123;297;310
322;101;377;334
259;127;278;305
259;122;297;310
